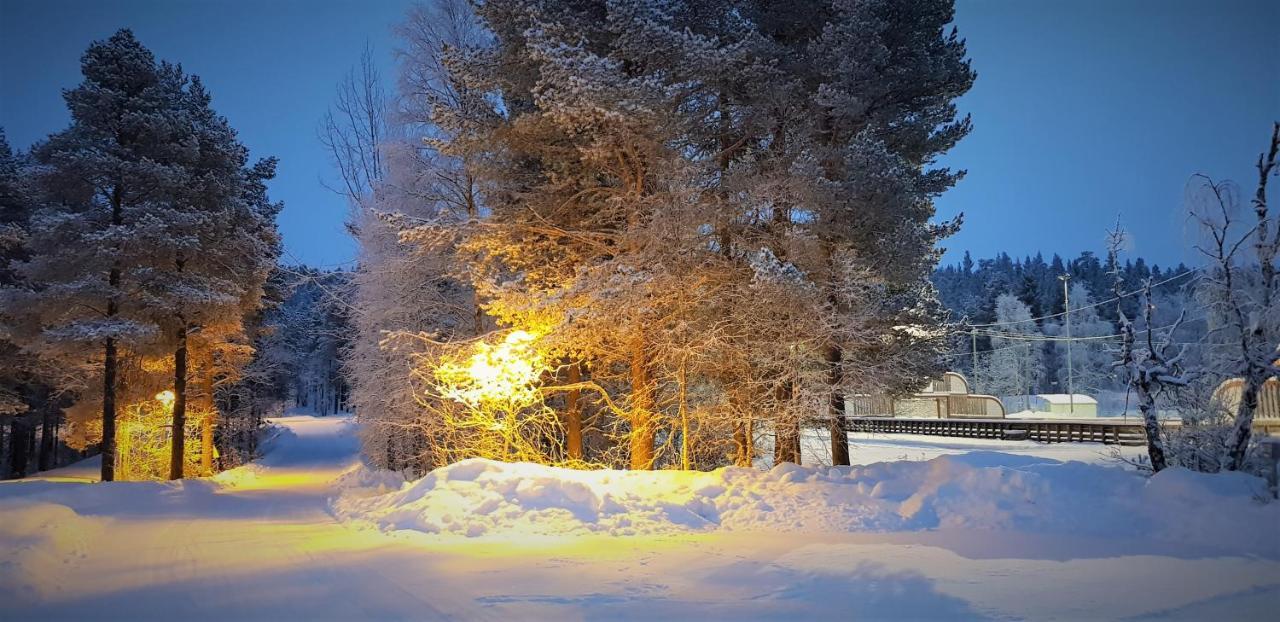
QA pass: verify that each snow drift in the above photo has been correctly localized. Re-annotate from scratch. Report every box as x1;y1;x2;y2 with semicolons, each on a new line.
334;453;1279;554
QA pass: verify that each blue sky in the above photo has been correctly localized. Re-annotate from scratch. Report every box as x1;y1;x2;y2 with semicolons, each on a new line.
2;0;1276;269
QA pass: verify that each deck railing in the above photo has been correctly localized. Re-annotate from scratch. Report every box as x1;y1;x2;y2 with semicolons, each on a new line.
848;416;1150;445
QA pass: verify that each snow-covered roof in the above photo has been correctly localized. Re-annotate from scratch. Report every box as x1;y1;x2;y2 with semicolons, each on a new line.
1036;393;1097;405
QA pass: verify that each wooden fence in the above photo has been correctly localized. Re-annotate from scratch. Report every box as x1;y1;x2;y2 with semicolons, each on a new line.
848;416;1150;445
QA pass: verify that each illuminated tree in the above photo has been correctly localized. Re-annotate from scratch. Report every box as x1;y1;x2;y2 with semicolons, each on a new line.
335;0;489;474
8;30;188;481
378;0;970;471
4;31;281;480
144;77;282;479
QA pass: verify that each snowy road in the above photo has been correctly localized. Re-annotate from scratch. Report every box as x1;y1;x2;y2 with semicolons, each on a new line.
2;415;1278;620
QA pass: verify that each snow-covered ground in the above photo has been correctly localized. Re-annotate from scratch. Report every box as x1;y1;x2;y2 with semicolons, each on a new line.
2;414;1278;620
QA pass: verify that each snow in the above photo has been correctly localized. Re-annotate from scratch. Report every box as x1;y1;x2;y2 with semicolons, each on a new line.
335;455;1278;555
21;455;102;483
1037;393;1098;404
2;414;1279;620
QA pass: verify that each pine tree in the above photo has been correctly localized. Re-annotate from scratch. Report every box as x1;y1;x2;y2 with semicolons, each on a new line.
142;75;281;479
9;30;197;481
0;129;55;478
1;129;33;419
376;0;976;470
729;0;974;465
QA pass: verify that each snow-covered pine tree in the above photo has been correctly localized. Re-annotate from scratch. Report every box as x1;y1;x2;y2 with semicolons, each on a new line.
6;30;202;481
427;0;744;469
798;0;967;463
380;0;973;470
730;0;974;465
0;129;35;422
0;129;65;478
138;74;282;479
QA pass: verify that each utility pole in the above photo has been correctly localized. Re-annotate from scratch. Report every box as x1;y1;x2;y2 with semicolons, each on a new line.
970;328;978;391
1059;273;1075;414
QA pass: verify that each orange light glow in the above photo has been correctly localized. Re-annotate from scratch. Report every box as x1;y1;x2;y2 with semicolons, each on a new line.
435;330;544;410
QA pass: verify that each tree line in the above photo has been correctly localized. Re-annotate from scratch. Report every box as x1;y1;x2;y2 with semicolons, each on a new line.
933;249;1198;400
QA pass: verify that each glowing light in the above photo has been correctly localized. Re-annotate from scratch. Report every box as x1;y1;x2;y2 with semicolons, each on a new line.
435;330;545;410
116;395;201;481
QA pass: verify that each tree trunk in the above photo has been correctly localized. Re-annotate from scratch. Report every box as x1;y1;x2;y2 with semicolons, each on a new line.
101;336;118;482
827;345;850;466
169;324;187;480
774;420;800;465
1137;386;1167;472
1223;371;1263;471
678;358;690;470
774;382;801;465
8;418;29;478
628;334;655;470
201;415;214;474
732;421;749;467
565;362;583;461
732;412;753;467
201;367;215;474
38;402;57;471
249;404;260;456
101;184;123;483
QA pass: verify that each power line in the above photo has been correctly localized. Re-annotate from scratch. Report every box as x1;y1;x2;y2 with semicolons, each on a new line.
966;268;1200;328
954;318;1199;354
971;332;1123;342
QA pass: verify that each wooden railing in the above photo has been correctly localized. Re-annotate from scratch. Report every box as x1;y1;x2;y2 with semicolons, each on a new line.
848;416;1150;445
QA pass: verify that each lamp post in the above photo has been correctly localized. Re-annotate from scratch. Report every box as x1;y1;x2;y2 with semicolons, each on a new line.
1059;274;1074;414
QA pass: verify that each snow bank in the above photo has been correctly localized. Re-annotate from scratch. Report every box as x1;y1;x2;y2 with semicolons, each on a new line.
332;462;407;497
334;454;1280;554
0;500;105;598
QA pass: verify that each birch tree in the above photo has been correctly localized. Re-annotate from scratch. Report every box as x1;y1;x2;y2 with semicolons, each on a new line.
1189;122;1279;471
1109;226;1190;473
980;294;1044;408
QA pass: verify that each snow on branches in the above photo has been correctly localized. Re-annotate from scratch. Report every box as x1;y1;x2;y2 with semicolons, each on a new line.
349;0;973;473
